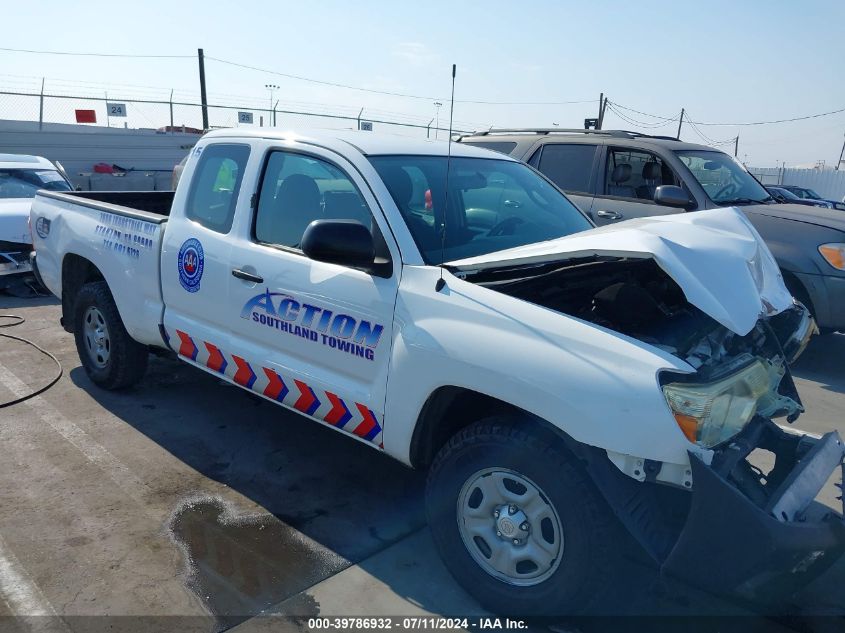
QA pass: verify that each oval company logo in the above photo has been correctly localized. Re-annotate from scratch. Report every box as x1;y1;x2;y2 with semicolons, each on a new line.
178;238;204;293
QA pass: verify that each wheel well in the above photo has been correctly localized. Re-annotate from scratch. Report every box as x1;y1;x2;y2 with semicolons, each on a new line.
409;387;572;469
61;254;105;333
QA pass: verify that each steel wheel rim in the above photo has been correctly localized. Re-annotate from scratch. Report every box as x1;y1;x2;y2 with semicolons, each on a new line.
457;467;564;586
82;306;110;368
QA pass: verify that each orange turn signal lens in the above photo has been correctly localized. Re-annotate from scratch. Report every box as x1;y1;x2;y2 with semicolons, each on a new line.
818;244;845;271
673;413;699;443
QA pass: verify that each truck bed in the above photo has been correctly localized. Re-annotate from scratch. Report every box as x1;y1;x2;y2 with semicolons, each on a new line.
30;189;170;347
37;190;174;220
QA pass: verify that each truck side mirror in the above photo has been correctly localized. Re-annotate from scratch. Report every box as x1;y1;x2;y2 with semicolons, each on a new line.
301;220;376;270
654;185;693;209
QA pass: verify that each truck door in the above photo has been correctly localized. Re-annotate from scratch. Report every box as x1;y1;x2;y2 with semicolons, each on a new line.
161;142;251;369
591;147;685;225
225;144;399;449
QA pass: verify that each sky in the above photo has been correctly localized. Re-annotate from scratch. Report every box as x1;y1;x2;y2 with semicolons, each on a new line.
1;0;844;167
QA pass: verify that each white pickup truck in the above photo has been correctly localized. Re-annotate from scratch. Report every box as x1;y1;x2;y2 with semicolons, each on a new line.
30;129;844;614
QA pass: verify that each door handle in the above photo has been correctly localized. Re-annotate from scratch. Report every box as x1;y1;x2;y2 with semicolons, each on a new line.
231;268;264;283
596;210;623;220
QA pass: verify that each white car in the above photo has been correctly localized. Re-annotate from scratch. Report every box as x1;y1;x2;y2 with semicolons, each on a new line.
29;129;842;614
0;154;72;285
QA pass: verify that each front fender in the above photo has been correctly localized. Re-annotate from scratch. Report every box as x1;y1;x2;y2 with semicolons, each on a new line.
384;266;699;466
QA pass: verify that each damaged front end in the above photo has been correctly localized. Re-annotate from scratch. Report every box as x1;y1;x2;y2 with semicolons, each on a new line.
468;255;843;600
664;419;845;601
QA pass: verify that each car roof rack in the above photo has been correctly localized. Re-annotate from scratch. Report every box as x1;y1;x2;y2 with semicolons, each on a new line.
458;128;681;142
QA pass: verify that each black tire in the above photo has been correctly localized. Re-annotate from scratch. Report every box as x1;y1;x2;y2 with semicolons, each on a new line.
426;416;617;616
73;281;148;389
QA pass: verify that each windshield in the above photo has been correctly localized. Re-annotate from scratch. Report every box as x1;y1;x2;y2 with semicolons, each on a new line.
675;150;771;205
0;169;71;199
796;187;822;200
771;187;800;200
369;155;593;265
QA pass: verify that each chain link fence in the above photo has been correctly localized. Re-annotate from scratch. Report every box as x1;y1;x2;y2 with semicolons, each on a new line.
0;89;471;138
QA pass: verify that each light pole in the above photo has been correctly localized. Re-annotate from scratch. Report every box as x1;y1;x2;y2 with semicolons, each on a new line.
433;101;442;139
265;84;279;126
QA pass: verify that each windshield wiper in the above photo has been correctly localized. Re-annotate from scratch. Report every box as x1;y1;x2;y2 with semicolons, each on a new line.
718;197;772;206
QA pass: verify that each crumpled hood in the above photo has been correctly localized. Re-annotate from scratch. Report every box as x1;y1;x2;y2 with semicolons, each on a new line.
0;199;33;245
447;207;792;336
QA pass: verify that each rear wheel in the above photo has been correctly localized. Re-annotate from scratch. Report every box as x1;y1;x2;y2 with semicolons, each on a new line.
425;416;617;615
73;281;148;389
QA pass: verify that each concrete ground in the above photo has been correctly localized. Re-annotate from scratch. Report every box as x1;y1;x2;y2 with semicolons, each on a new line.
0;293;843;632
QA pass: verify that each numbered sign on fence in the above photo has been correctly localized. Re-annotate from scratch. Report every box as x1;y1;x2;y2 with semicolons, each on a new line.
107;103;127;117
360;121;373;131
238;112;254;124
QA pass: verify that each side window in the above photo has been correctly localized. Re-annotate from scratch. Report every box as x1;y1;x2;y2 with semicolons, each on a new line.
604;148;675;201
185;144;250;233
254;151;373;250
535;144;597;194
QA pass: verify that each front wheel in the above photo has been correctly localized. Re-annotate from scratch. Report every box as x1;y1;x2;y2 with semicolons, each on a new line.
425;417;617;616
73;281;148;389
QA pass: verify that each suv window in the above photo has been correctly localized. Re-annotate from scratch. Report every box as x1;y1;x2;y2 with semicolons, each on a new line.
604;148;675;201
254;151;373;250
185;144;250;233
532;144;596;194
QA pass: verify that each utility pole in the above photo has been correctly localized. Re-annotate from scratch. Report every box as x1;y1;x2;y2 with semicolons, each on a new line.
433;101;442;139
198;48;209;131
676;108;684;140
734;135;739;157
265;84;279;126
38;77;45;130
598;96;607;130
596;93;603;130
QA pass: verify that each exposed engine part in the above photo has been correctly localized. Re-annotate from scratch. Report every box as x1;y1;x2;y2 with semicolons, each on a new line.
478;257;808;423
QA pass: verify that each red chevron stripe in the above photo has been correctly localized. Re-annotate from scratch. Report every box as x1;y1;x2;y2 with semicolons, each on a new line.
204;342;226;373
175;330;197;360
324;391;351;426
293;379;318;415
232;355;255;388
262;367;288;401
353;403;378;439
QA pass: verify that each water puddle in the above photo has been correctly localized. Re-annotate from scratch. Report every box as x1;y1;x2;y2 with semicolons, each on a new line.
169;497;346;627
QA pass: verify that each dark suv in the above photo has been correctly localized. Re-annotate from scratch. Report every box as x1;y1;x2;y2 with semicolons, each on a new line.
459;129;845;333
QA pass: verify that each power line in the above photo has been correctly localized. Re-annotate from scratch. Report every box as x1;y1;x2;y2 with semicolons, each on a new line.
0;46;192;59
690;106;845;126
206;56;596;105
612;99;845;127
608;101;680;122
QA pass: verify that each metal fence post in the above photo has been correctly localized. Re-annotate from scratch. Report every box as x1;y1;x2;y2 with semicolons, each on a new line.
169;90;174;133
357;107;364;131
427;118;434;138
38;78;45;130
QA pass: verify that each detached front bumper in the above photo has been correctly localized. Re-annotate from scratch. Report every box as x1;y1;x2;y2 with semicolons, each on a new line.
0;248;32;284
663;419;845;602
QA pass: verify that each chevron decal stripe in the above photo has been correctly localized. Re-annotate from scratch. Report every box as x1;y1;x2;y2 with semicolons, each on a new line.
262;368;289;403
166;328;383;449
231;355;257;389
293;379;320;416
353;404;381;441
204;342;228;374
324;391;353;428
175;330;198;361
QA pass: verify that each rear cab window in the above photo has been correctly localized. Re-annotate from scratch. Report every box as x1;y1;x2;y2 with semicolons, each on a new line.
185;144;250;233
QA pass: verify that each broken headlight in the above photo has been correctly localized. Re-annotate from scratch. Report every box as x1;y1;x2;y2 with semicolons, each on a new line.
662;360;771;448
